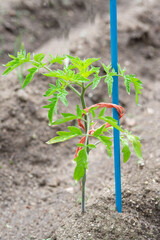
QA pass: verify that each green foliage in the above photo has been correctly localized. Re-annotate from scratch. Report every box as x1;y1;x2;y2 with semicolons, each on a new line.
102;63;116;97
3;50;30;76
118;65;143;104
98;135;112;157
126;131;143;160
120;130;143;163
47;126;82;144
43;95;58;125
14;35;24;86
2;51;143;212
51;113;77;125
120;137;131;163
74;149;88;181
48;54;65;65
92;125;106;137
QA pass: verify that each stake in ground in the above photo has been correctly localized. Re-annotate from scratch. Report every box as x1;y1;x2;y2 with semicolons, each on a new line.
2;51;143;213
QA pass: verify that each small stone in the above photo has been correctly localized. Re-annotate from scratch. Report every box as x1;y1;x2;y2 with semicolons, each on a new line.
10;109;16;117
18;113;26;123
31;134;37;140
8;10;17;17
144;181;148;185
147;108;154;115
48;178;60;187
17;89;28;102
60;0;73;8
125;118;136;127
138;161;145;169
125;190;132;197
124;60;131;66
145;188;150;194
39;179;47;187
65;187;74;193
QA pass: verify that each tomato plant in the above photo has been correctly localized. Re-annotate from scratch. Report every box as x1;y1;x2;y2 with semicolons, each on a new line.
3;51;143;212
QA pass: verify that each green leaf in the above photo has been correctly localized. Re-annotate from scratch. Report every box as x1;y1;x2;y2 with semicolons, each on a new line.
77;105;82;118
132;137;143;160
118;64;126;76
8;54;16;59
102;63;111;74
61;113;76;118
73;149;88;181
92;74;101;89
91;110;95;119
51;115;77;125
93;125;106;137
67;55;100;72
104;75;114;97
124;75;131;94
77;143;85;147
98;136;112;157
47;133;76;144
47;127;82;145
58;89;68;106
122;73;143;104
87;144;96;149
102;63;118;97
34;53;45;62
67;126;82;135
121;138;131;163
82;58;101;69
83;66;100;78
44;69;89;83
130;75;143;105
48;54;66;65
43;84;57;97
88;106;99;114
22;67;38;88
99;116;124;132
2;50;30;76
43;96;58;124
126;133;143;160
99;107;106;117
2;67;13;75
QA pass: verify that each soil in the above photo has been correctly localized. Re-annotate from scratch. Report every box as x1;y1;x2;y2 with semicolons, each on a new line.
0;0;160;240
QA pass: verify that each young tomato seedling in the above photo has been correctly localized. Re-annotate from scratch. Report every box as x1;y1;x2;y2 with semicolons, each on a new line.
3;51;143;213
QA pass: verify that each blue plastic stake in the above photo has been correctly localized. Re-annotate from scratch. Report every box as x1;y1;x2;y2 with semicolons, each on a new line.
110;0;122;213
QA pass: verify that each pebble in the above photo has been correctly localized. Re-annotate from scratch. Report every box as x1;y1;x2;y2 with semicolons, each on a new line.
125;118;136;127
39;179;47;187
60;0;73;8
125;190;132;197
144;181;148;185
147;108;154;115
65;187;74;193
17;89;28;102
48;178;60;187
18;113;26;123
138;161;145;169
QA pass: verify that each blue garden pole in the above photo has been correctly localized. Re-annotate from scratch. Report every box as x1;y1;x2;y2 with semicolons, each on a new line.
110;0;122;212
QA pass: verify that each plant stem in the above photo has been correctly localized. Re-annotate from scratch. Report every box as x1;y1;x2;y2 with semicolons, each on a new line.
82;113;90;213
68;84;81;97
82;169;86;213
85;81;93;90
80;83;90;213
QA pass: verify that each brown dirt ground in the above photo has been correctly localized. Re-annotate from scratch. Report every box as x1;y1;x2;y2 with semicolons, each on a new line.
0;0;160;240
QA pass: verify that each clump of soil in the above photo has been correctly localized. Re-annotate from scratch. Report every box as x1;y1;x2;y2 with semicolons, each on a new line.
55;182;160;240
